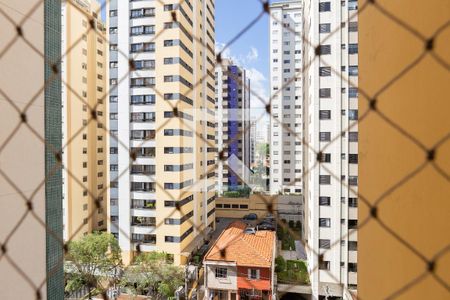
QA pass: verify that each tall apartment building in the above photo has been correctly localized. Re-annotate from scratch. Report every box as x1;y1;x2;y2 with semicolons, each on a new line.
108;0;216;265
0;1;64;298
303;0;359;298
250;119;257;165
215;59;251;195
269;1;303;195
62;0;108;241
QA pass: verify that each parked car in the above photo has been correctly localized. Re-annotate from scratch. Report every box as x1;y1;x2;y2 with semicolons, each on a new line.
243;213;258;220
263;213;275;222
257;223;276;231
244;227;256;234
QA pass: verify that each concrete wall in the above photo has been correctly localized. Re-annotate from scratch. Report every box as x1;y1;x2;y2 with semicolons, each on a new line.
359;0;450;299
216;194;303;221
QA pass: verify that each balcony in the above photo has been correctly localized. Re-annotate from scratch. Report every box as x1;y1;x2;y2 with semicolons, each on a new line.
131;199;156;210
131;200;156;217
130;182;155;193
131;217;156;235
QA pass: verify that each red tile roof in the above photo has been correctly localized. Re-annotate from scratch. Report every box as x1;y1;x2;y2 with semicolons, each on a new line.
204;221;276;268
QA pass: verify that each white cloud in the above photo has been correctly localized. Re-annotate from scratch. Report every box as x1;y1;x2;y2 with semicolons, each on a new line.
246;47;258;62
215;42;269;112
246;67;269;108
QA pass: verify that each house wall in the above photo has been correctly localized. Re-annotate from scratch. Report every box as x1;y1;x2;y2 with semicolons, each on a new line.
237;266;272;292
205;261;238;291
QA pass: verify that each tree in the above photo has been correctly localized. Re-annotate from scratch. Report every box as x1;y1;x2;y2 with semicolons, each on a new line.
65;232;122;299
275;255;286;273
120;252;184;299
256;143;269;158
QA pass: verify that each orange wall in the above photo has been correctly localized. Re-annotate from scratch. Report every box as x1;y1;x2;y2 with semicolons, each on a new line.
359;0;450;299
237;266;272;292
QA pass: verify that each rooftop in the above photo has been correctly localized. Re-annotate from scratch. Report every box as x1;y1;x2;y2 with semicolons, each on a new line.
204;221;276;268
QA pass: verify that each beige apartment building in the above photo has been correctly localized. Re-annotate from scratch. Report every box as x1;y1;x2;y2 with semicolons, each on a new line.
108;0;216;265
62;0;108;241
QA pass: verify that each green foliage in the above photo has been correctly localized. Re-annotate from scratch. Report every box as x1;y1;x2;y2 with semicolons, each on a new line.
277;260;309;285
277;226;296;251
276;227;285;240
256;143;270;157
275;255;286;273
120;252;184;299
65;232;122;297
286;260;308;273
281;234;295;251
223;186;251;198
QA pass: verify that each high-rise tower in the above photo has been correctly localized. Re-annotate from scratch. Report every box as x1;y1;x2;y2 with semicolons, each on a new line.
108;0;216;265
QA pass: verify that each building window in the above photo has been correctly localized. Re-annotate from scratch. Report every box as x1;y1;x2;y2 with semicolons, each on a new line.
349;131;358;142
348;0;358;10
348;241;358;251
319;23;331;33
319;88;331;98
319;110;331;120
215;267;228;278
349;197;358;207
318;45;331;55
319;218;331;227
348;219;358;229
319;2;331;12
130;8;155;18
349;87;358;98
349;66;359;76
319;239;331;249
319;260;330;270
130;25;155;36
319;175;331;185
349;109;358;120
348;263;358;272
349;154;358;164
319;132;331;141
349;22;358;32
248;269;259;280
319;67;331;76
318;153;331;163
349;176;358;186
349;43;358;54
319;196;331;206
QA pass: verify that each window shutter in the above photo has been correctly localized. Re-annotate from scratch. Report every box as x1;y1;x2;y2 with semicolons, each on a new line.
248;269;251;278
256;269;260;279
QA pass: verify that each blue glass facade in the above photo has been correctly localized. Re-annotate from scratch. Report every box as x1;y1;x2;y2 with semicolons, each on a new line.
227;66;239;190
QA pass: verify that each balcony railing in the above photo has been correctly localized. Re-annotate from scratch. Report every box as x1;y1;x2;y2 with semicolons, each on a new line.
131;200;156;210
131;222;156;227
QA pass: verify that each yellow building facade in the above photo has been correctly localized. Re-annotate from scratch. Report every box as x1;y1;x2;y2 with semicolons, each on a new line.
107;0;216;265
62;0;108;241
